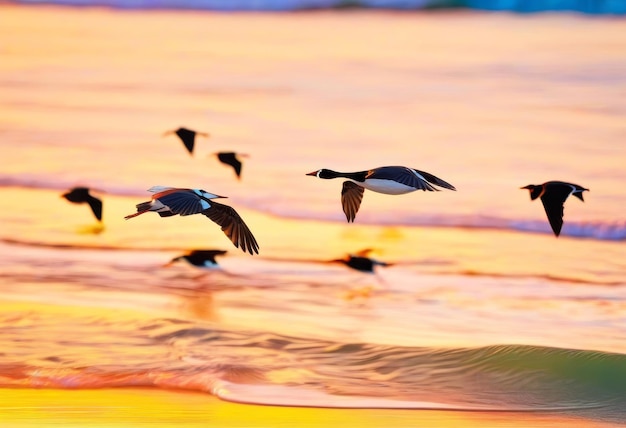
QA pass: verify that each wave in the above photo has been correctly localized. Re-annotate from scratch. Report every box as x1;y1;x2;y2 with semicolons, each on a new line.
276;210;626;241
3;237;624;287
1;315;626;417
9;0;626;13
455;270;626;287
0;237;189;252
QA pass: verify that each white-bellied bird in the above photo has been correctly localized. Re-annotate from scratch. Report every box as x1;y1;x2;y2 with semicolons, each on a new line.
307;166;456;222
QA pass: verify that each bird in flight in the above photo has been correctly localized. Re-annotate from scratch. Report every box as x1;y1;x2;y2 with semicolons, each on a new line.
521;181;589;237
307;166;456;222
330;249;392;273
213;152;248;180
166;249;228;269
125;186;259;255
163;127;210;155
61;187;103;222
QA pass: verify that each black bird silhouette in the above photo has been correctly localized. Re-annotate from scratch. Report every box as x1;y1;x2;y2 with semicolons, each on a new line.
61;187;103;222
163;127;210;155
521;181;589;237
307;166;456;222
331;249;392;273
124;186;259;255
215;152;248;180
167;249;228;269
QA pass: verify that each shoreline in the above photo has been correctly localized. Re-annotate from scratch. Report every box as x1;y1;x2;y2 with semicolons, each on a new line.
0;387;616;428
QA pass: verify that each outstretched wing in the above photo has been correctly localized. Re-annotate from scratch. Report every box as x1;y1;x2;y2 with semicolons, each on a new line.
218;153;243;178
341;181;365;223
540;185;572;236
176;128;196;155
412;169;457;191
86;195;103;221
188;249;228;258
202;202;259;255
365;167;456;191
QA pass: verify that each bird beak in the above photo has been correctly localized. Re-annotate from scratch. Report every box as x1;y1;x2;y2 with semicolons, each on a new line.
306;171;318;176
162;130;173;137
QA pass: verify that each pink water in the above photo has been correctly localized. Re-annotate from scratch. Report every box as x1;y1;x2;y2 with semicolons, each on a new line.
1;5;626;422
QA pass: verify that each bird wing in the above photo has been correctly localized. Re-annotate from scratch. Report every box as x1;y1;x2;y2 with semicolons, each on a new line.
366;167;456;191
218;153;242;178
86;195;103;221
540;185;572;237
188;249;228;258
176;128;196;155
155;191;208;216
412;169;457;191
341;181;365;222
202;202;259;255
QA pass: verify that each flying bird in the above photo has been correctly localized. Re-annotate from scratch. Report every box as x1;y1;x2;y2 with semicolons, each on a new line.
166;249;228;269
61;187;103;222
521;181;589;237
331;249;392;273
214;152;248;180
307;166;456;222
163;127;210;155
124;186;259;255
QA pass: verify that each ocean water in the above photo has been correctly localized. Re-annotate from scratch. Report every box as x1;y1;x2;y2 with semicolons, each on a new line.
1;4;626;425
9;0;626;14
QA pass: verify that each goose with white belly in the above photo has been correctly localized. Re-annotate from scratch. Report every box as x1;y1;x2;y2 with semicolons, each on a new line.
306;166;456;222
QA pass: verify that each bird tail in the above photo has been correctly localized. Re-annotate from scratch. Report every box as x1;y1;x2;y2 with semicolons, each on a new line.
124;201;152;220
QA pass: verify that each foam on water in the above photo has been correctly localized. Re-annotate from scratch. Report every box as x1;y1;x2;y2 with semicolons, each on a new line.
1;7;626;422
2;310;626;415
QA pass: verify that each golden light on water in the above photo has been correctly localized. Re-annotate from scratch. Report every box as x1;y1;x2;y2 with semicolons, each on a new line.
2;3;626;427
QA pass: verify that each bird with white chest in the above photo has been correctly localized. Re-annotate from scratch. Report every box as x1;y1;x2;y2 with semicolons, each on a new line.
307;166;456;222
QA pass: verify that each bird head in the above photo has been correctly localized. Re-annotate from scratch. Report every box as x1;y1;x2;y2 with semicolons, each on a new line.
306;169;338;179
520;184;542;200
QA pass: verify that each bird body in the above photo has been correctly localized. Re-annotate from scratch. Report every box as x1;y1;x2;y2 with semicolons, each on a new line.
307;166;456;222
215;152;248;179
61;187;103;221
164;127;209;155
125;186;259;255
521;181;589;237
168;249;228;269
333;254;392;273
